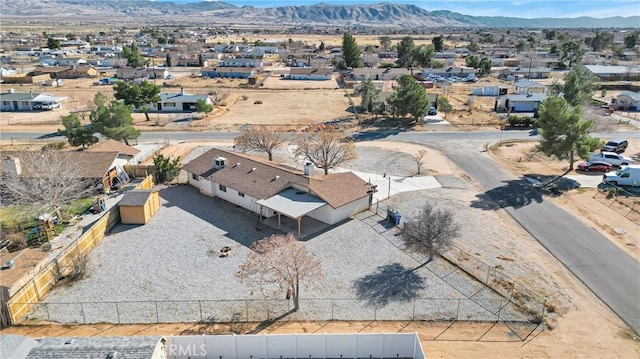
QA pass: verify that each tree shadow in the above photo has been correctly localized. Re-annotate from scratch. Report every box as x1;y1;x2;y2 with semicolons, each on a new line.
471;179;544;210
471;175;580;210
353;263;425;308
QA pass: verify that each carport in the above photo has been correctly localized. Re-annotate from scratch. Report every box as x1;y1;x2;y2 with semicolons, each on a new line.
257;188;327;237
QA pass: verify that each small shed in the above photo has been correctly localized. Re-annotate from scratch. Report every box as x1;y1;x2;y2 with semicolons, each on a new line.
119;190;160;224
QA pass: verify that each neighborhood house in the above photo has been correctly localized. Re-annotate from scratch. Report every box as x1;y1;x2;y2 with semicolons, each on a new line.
151;88;212;112
0;91;67;112
182;148;373;236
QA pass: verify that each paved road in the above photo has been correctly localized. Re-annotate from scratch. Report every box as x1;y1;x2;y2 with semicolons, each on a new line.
4;128;638;143
384;132;640;335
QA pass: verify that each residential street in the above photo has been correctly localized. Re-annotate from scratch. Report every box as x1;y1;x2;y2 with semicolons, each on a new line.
386;132;640;335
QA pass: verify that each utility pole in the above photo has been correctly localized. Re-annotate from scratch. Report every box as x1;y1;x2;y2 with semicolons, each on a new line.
383;172;391;199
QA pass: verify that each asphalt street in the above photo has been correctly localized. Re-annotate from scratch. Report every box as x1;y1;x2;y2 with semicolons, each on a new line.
384;131;640;335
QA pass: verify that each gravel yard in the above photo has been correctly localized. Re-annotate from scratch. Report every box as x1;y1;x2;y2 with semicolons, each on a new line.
27;145;548;325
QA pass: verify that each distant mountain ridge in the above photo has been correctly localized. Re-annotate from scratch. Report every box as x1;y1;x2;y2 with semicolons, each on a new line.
2;0;638;28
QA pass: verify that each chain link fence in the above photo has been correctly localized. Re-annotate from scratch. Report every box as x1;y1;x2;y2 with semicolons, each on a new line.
22;296;538;326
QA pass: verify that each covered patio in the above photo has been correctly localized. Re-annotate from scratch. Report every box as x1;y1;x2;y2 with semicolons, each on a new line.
257;188;328;238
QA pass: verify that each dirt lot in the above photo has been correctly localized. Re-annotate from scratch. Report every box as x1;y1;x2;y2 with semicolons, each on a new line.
490;139;640;261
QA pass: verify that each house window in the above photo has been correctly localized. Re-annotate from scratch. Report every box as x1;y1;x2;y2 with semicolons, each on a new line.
21;101;29;106
192;173;197;180
238;192;245;197
165;102;176;107
219;184;226;192
2;101;9;106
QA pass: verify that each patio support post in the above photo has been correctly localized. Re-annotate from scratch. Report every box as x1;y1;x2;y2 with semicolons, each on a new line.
277;212;281;229
297;217;301;238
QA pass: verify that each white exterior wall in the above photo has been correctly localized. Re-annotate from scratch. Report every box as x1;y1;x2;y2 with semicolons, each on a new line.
308;196;370;225
166;333;425;359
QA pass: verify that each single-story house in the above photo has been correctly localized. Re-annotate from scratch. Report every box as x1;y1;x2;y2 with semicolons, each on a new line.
219;57;262;68
309;55;332;68
1;151;124;192
86;139;141;165
182;148;373;236
151;88;213;112
31;65;98;79
289;67;333;81
119;190;160;224
501;67;551;80
514;79;548;95
55;57;88;66
612;91;640;111
585;65;640;81
348;68;412;81
116;67;170;80
0;91;67;111
421;67;476;79
496;93;547;113
201;67;256;79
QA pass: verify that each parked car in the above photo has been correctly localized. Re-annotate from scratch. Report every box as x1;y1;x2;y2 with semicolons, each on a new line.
576;161;613;172
589;152;632;167
427;107;437;115
603;165;640;187
601;139;628;153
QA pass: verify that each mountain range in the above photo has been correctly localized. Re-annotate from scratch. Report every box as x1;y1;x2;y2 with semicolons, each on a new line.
2;0;639;28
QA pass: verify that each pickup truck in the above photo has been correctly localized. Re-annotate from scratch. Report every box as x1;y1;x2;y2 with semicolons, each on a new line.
589;152;632;167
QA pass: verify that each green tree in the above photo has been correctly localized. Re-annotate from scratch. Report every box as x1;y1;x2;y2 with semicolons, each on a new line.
436;97;453;119
585;30;613;52
47;37;61;49
94;92;108;108
379;36;392;51
318;40;325;52
66;33;76;40
624;31;639;49
59;113;98;149
122;42;144;68
432;35;444;52
411;45;435;71
152;153;181;182
387;75;429;122
357;78;380;113
558;63;600;106
165;52;172;67
341;33;362;68
467;41;479;53
515;40;528;52
537;97;602;171
478;57;492;77
465;55;480;69
113;80;161;121
198;54;204;67
560;40;584;68
543;29;556;40
90;102;140;145
397;36;415;68
195;99;213;117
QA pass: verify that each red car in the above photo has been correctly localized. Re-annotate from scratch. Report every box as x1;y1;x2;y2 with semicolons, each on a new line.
576;161;613;172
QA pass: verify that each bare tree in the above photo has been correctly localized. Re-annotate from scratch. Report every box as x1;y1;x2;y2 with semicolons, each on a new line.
237;233;323;312
1;150;96;218
402;202;459;269
234;126;285;161
414;149;427;174
294;131;357;175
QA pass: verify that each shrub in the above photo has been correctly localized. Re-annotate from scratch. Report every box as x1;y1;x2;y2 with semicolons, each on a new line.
254;100;263;104
42;141;67;151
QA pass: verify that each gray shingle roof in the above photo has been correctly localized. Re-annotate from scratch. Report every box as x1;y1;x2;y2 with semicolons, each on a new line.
119;190;154;207
1;335;38;359
25;336;162;359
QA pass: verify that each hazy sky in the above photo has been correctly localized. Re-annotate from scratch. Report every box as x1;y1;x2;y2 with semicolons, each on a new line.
199;0;640;19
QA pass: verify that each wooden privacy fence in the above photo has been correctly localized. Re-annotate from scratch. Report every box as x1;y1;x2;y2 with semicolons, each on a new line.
4;175;155;325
